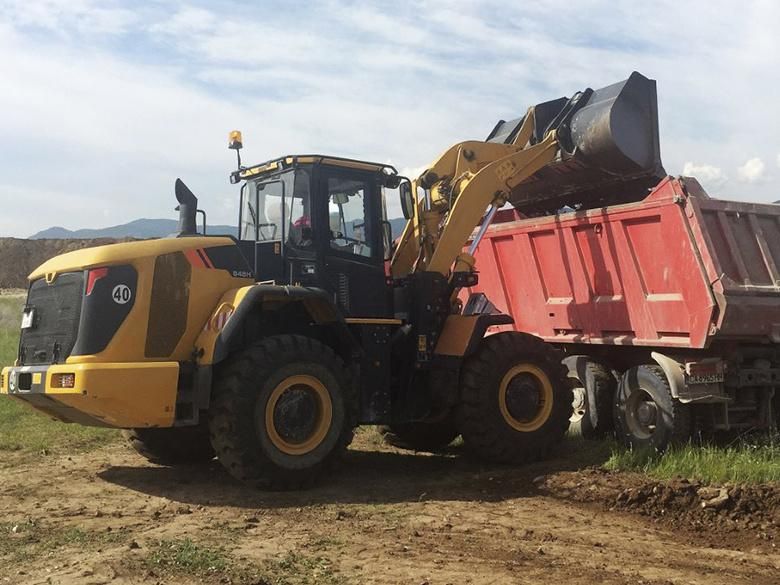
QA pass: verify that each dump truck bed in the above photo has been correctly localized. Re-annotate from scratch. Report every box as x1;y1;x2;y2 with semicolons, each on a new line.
471;176;780;349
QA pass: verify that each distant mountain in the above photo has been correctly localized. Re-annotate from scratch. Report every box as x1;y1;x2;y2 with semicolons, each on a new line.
31;217;410;240
30;219;237;240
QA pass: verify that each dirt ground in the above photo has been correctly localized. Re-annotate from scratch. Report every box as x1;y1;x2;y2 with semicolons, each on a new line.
1;432;778;585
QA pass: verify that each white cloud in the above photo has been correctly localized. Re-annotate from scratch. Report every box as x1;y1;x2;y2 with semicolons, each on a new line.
0;0;138;37
737;157;766;183
0;0;779;236
777;153;780;168
682;162;727;188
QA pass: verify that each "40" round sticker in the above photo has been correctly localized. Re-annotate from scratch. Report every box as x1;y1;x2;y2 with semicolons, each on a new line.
112;284;132;304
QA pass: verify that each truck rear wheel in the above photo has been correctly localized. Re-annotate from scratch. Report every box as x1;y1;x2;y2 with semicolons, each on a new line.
566;359;616;439
379;417;459;453
209;335;354;490
458;332;571;464
614;365;692;452
123;425;215;466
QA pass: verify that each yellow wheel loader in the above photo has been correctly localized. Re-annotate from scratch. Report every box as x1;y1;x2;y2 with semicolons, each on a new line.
2;72;663;488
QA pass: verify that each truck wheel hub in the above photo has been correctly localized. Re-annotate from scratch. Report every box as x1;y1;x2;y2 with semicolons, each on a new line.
570;386;587;421
625;389;658;438
636;401;657;426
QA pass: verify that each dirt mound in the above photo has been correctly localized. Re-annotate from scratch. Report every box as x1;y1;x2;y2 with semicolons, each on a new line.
0;237;130;288
539;467;779;549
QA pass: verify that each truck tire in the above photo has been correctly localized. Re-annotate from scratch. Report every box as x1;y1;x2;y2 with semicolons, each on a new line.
458;332;571;464
614;365;692;452
379;417;459;453
566;359;616;439
123;425;215;466
209;335;354;490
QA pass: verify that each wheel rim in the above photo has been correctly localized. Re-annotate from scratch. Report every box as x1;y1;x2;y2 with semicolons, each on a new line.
625;387;658;440
264;375;333;455
570;384;587;424
498;364;554;432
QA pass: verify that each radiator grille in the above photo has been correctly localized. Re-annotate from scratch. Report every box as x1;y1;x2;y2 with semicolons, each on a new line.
19;272;84;365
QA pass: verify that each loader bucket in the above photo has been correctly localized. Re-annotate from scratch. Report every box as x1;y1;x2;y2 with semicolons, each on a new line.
488;71;664;215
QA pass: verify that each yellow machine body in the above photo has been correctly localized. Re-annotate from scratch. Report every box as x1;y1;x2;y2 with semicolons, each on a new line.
2;236;253;428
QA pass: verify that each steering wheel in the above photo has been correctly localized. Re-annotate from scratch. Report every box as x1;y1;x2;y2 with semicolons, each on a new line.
331;231;362;247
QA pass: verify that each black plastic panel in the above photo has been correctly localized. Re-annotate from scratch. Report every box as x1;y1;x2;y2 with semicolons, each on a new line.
19;272;84;365
72;265;137;356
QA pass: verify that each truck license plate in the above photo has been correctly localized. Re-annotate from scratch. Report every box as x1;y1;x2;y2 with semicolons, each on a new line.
686;361;724;385
687;373;724;384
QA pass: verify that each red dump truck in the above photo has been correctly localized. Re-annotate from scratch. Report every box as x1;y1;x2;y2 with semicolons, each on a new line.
469;176;780;450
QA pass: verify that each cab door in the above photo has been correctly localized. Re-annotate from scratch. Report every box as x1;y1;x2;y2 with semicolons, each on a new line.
318;167;391;318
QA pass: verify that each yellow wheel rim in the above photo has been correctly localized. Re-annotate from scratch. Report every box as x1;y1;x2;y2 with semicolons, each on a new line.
498;364;554;432
265;374;333;455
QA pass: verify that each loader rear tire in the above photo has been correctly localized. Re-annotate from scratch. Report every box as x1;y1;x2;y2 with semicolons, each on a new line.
209;335;354;490
123;425;215;466
458;332;571;464
379;417;459;453
614;365;692;452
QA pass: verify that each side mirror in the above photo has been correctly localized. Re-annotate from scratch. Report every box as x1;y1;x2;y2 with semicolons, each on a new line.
399;180;414;220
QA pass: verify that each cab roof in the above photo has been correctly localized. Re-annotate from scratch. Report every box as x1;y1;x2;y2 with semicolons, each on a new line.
230;154;398;184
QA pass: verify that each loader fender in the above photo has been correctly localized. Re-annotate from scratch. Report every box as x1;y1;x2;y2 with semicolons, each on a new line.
434;313;513;358
196;284;358;366
649;352;685;400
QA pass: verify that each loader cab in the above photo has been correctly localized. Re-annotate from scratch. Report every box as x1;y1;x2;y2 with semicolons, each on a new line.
234;156;396;318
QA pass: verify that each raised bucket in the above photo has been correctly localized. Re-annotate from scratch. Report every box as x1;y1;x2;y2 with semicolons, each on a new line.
487;71;665;215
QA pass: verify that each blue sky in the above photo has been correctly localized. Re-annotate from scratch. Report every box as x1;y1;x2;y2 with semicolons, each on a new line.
0;0;778;237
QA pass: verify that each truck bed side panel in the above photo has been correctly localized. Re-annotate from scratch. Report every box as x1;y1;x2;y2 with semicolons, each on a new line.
471;178;718;348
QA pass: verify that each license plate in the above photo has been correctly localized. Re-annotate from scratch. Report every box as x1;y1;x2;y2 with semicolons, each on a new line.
21;308;35;330
687;373;724;385
686;360;724;385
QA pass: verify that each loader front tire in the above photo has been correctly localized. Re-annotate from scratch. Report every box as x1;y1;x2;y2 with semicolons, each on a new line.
123;425;215;466
458;332;571;464
209;335;354;490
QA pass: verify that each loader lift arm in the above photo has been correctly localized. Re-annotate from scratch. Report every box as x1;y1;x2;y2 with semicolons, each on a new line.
391;112;559;280
391;71;664;292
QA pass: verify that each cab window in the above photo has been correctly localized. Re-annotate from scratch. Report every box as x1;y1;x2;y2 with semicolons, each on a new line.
240;180;284;241
328;176;373;258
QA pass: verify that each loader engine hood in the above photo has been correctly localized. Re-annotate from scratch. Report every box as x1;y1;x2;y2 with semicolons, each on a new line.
21;236;252;366
488;71;664;215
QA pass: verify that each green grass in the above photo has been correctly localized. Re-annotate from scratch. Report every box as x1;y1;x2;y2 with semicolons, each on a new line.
146;538;228;576
145;539;348;584
0;294;118;455
0;519;125;565
604;435;780;484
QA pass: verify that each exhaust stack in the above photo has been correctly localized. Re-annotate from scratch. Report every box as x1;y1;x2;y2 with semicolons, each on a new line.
175;178;198;236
